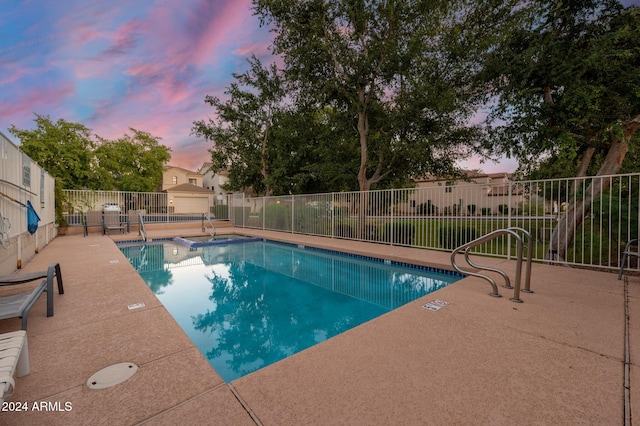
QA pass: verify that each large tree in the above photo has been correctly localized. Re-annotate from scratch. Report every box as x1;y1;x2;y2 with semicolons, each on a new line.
480;1;640;262
193;55;287;196
253;0;489;192
9;114;97;190
195;65;364;195
9;115;171;191
262;104;362;194
94;129;171;192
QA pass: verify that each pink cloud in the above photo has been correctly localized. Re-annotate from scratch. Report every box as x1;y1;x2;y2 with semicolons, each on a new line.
0;63;30;86
170;145;211;171
232;42;271;57
0;32;64;57
185;0;252;65
0;82;75;126
151;0;257;69
3;0;274;173
103;19;145;56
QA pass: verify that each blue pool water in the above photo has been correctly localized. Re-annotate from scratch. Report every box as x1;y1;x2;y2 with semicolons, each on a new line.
119;239;462;382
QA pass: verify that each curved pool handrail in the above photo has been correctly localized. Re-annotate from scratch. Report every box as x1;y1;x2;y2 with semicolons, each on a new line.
451;228;532;303
505;227;533;294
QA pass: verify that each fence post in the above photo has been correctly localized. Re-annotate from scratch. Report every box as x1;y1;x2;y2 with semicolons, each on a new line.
507;181;513;260
291;195;295;234
165;193;169;223
331;193;335;239
391;190;395;246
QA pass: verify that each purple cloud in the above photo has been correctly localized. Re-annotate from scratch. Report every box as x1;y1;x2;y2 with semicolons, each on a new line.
1;0;275;171
1;0;518;176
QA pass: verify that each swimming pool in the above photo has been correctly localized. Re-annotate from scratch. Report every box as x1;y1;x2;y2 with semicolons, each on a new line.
119;239;462;382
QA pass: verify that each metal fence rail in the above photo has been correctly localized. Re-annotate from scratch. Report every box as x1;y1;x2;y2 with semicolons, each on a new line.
64;173;640;274
62;189;230;225
231;173;640;273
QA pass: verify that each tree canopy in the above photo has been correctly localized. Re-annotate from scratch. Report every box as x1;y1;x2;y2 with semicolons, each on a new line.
9;114;97;190
9;115;171;191
195;0;502;196
480;0;640;177
94;129;171;192
256;0;495;192
477;0;640;261
193;55;289;196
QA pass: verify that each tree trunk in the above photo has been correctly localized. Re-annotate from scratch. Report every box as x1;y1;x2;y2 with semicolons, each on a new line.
356;106;369;239
261;126;271;196
546;114;640;262
576;147;595;178
568;146;596;198
356;104;370;193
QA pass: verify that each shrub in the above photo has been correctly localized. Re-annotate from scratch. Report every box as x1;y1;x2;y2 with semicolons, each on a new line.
333;206;349;217
294;205;329;234
334;223;354;238
481;207;491;216
382;222;415;245
263;203;291;230
439;226;478;250
417;201;437;215
231;207;251;225
467;204;477;215
498;204;509;214
211;204;228;220
54;178;68;229
363;225;379;240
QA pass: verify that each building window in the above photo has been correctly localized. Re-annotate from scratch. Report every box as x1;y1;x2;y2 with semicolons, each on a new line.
172;176;177;184
445;181;453;193
188;178;197;185
22;153;31;186
40;170;45;205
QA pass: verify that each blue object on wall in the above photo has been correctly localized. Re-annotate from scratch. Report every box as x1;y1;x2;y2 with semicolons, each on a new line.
26;200;40;235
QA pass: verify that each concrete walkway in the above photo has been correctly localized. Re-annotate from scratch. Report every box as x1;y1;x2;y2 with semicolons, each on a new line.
0;227;635;425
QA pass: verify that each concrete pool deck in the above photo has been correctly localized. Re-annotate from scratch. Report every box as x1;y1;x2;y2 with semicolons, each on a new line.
0;226;635;425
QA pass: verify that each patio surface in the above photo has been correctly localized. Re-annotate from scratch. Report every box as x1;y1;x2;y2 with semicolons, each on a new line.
0;225;636;425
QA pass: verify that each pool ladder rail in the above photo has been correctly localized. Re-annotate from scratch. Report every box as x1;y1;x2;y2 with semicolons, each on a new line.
138;212;148;242
202;213;216;237
451;227;533;303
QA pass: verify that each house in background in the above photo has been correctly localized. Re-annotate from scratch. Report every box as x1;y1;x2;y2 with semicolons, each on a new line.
197;162;231;198
161;166;204;191
160;166;214;214
400;170;525;216
164;183;216;214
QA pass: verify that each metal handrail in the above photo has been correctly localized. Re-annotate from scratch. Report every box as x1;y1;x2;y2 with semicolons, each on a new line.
507;227;533;294
202;213;216;236
451;227;533;303
138;212;147;242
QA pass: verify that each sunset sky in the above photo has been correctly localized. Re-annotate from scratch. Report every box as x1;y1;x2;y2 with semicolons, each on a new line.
1;0;273;171
20;0;640;174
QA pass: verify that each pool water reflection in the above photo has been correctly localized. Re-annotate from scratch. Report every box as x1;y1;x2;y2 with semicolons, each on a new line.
119;240;461;381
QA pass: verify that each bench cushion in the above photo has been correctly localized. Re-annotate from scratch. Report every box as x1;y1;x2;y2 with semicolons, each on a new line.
0;330;29;402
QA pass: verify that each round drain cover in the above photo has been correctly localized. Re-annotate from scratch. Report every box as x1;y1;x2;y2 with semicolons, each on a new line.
87;362;139;390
